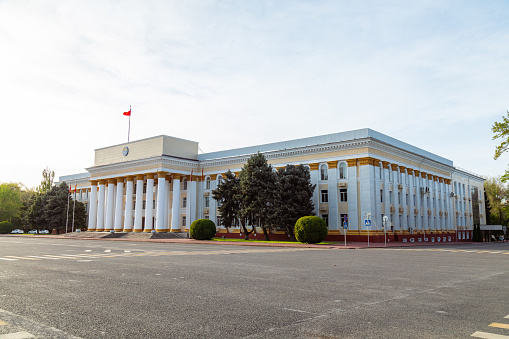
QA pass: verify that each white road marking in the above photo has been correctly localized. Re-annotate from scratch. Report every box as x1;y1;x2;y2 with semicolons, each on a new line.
0;331;35;339
0;258;17;261
4;256;39;261
104;250;111;253
124;250;131;253
84;250;92;252
471;331;509;338
26;256;59;260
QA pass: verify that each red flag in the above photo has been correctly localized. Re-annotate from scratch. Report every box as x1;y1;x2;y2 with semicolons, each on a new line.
201;169;204;181
68;185;72;193
123;110;131;116
74;184;77;193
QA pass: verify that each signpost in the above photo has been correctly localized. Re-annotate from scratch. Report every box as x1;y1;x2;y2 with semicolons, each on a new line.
382;216;389;247
365;213;371;247
343;215;348;247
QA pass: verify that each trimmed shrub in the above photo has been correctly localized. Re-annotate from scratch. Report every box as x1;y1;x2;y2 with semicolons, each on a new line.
0;221;15;234
294;216;327;244
190;219;216;240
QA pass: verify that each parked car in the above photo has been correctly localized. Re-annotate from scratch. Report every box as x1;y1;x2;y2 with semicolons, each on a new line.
11;229;23;234
28;230;38;234
39;230;49;234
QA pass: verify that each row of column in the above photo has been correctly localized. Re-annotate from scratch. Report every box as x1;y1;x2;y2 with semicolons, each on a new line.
87;172;188;232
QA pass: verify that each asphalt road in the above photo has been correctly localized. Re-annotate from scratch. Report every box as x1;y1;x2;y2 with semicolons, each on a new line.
0;237;508;338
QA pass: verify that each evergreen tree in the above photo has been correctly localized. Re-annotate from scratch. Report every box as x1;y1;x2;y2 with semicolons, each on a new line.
27;193;47;230
270;164;315;240
212;170;255;239
239;152;276;240
43;183;71;232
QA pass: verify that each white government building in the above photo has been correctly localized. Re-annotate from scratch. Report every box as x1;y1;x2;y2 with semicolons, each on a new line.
59;129;486;242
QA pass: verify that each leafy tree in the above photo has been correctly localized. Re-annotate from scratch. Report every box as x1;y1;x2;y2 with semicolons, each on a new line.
239;152;277;240
484;177;509;226
11;187;36;229
0;183;22;222
492;112;509;182
37;167;55;194
212;170;254;239
270;165;315;240
484;189;492;226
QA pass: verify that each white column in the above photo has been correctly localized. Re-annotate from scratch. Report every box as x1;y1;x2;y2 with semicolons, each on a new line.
209;175;217;227
190;176;197;227
144;174;155;232
346;159;358;231
309;164;319;217
134;174;144;232
88;181;98;231
171;174;181;232
165;178;171;230
185;177;192;230
327;162;339;230
383;163;391;229
156;172;167;232
105;179;115;231
114;178;124;231
124;176;134;231
359;158;376;231
408;171;415;230
96;180;106;231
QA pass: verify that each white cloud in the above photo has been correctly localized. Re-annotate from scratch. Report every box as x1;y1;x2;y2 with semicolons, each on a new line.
0;0;508;188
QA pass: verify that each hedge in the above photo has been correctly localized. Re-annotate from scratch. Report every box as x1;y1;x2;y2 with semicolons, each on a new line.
190;219;216;240
0;221;15;234
294;216;327;244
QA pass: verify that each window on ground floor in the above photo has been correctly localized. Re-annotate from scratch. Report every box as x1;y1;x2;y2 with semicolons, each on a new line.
182;216;186;227
321;214;329;227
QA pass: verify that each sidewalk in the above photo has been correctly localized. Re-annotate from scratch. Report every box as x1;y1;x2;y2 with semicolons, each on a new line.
0;233;479;249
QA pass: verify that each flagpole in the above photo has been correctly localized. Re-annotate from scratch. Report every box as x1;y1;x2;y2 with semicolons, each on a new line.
128;105;131;143
65;184;71;234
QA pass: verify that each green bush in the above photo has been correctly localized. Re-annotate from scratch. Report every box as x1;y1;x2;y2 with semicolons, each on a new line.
190;219;216;240
0;221;15;234
294;216;327;244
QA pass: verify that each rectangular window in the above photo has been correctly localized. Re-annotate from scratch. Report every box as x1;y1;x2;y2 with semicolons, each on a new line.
321;190;328;203
142;200;146;209
204;216;209;220
153;199;156;209
182;216;186;227
380;189;384;202
321;214;329;227
216;216;221;226
339;188;347;202
398;192;401;205
205;196;210;208
182;197;187;208
406;194;409;205
389;191;393;204
413;195;416;206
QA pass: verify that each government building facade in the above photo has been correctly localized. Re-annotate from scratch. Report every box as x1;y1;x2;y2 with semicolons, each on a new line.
59;129;486;243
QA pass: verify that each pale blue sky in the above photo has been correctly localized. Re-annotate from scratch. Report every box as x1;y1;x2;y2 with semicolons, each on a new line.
0;0;508;188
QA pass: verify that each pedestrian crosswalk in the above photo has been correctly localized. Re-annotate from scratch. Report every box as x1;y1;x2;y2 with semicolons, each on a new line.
381;248;509;256
471;314;509;338
0;247;321;262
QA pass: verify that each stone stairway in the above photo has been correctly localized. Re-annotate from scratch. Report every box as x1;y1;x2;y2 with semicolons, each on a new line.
62;231;189;240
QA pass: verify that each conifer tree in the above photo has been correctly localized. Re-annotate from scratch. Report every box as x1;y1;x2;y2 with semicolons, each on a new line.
239;152;276;240
270;164;315;240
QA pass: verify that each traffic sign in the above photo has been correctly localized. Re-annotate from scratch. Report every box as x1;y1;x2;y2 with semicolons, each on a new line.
343;221;348;229
365;219;371;227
